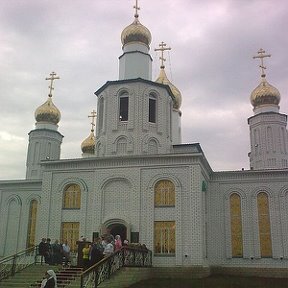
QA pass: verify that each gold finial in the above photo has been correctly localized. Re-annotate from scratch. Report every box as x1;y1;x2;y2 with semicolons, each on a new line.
45;72;60;97
133;0;140;18
253;48;271;78
88;110;97;132
154;41;171;69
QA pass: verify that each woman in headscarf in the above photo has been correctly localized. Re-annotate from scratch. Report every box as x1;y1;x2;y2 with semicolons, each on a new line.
40;269;57;288
114;235;122;251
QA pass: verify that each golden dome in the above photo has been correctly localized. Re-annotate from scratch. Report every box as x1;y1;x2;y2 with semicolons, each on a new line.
35;96;61;124
155;68;182;109
250;77;280;108
81;131;95;154
121;16;151;47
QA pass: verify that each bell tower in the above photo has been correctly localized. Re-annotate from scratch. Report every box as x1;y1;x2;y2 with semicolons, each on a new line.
26;72;63;179
248;49;288;170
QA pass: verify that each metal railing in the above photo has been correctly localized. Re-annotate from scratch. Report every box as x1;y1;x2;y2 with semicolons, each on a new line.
0;246;38;281
80;246;152;288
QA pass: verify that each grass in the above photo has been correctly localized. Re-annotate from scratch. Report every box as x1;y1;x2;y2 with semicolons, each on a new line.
127;275;288;288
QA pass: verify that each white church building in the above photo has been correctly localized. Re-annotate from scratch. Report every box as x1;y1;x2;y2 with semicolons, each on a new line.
1;2;288;274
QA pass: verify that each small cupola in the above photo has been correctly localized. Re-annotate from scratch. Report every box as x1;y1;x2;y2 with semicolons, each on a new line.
35;72;61;124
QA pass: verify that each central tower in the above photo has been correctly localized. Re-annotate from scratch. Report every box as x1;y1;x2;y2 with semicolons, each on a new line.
94;2;178;157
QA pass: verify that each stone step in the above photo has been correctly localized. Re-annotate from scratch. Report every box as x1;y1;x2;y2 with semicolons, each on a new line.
0;265;82;288
0;265;59;288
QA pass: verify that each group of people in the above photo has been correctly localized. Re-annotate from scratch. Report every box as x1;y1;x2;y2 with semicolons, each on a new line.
39;238;71;266
82;234;128;270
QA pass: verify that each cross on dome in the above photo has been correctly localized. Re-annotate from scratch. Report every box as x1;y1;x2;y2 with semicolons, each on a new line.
133;0;140;18
88;110;97;132
253;48;271;78
45;72;60;97
154;41;171;69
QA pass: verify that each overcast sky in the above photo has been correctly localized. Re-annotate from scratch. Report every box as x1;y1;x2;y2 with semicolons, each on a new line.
0;0;288;180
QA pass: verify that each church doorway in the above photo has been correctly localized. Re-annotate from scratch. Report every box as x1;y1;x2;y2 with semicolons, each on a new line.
107;223;127;241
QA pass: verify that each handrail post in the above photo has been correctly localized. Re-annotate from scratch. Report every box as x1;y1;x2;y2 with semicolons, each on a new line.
95;267;99;288
11;254;17;276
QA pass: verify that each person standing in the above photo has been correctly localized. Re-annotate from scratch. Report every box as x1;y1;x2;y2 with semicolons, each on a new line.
46;238;52;264
114;235;122;251
62;240;71;267
103;238;114;257
90;237;104;267
39;238;50;264
52;240;62;265
82;243;90;270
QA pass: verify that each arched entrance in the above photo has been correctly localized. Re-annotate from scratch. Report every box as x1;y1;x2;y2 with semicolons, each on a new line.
107;223;127;241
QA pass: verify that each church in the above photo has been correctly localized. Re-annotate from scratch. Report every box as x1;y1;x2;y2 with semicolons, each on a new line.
0;1;288;273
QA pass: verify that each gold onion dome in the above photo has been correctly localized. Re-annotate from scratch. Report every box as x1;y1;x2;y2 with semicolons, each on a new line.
81;131;95;154
250;77;280;108
35;96;61;124
121;15;151;47
155;68;182;110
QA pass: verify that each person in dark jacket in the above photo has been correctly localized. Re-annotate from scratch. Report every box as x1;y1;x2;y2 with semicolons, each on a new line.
89;237;104;267
39;238;50;264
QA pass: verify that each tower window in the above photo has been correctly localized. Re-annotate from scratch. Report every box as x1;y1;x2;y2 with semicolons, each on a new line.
119;93;129;121
149;94;156;123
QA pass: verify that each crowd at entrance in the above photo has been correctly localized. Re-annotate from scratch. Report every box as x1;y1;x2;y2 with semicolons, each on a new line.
79;234;127;270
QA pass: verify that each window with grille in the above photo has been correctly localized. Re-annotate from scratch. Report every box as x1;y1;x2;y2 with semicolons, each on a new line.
61;222;79;252
154;221;175;255
63;184;81;209
154;180;175;207
230;193;243;257
26;200;38;248
257;192;272;257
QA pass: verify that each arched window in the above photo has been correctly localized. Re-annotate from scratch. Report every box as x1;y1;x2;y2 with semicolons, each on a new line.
230;193;243;257
148;139;158;154
154;180;175;207
98;97;104;131
63;184;81;209
116;137;127;155
26;200;38;248
119;92;129;121
149;93;156;123
154;221;175;255
257;192;272;257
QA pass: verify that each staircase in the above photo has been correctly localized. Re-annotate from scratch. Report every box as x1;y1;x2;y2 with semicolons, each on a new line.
0;264;55;288
0;265;82;288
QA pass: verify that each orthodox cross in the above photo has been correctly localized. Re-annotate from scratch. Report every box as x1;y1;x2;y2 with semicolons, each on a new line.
88;110;97;132
154;41;171;69
134;0;140;18
253;48;271;78
45;72;60;97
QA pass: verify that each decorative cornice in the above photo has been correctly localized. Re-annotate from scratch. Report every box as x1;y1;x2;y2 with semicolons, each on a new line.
211;168;288;182
40;151;211;174
95;77;175;99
